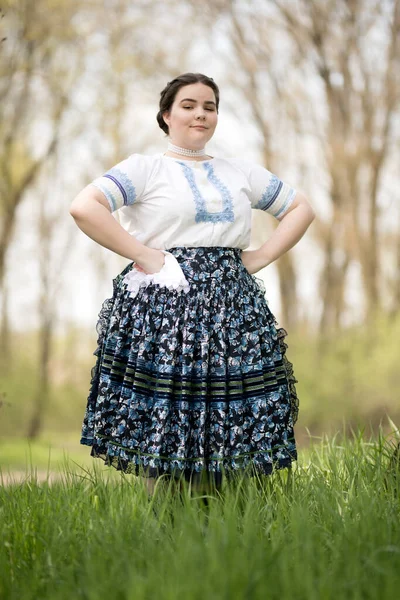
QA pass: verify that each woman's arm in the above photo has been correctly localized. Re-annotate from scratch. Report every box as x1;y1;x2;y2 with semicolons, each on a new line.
69;185;165;273
241;191;315;274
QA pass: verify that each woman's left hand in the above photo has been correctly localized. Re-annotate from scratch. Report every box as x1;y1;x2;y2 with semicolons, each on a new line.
240;249;270;275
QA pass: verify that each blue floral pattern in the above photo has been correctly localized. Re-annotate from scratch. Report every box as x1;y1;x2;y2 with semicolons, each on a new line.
80;247;299;486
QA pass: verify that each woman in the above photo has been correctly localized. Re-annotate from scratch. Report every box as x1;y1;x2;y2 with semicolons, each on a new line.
70;72;315;495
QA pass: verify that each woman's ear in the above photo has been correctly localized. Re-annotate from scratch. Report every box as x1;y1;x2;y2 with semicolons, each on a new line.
163;111;170;127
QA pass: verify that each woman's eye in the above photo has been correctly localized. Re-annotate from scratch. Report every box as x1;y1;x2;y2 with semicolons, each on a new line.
183;106;193;109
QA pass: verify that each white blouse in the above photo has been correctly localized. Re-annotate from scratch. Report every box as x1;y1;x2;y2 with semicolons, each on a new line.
90;153;297;251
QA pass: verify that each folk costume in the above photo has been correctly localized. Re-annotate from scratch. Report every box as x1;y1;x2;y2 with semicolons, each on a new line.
80;153;299;487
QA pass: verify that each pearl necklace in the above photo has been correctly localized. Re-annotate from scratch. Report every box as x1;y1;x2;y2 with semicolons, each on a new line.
167;141;206;157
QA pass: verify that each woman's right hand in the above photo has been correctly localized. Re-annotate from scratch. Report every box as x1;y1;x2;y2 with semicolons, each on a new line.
133;247;166;274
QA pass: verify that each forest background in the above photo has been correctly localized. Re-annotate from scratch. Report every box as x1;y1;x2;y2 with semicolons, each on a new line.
0;0;399;470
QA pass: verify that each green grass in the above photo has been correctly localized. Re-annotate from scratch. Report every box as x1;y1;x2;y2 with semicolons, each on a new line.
1;428;399;600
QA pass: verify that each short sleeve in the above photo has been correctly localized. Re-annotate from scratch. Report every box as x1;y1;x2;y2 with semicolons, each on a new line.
239;161;297;219
90;153;150;212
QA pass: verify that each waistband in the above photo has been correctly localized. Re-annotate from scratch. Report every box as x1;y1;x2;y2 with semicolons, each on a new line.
166;246;245;282
167;246;242;257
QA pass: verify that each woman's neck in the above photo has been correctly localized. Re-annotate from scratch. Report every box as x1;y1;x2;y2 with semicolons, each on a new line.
164;150;213;162
166;141;210;160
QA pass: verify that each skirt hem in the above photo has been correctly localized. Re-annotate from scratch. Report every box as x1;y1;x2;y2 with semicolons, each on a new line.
80;435;298;482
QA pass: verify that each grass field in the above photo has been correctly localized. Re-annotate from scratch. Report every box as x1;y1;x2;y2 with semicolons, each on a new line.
1;428;399;600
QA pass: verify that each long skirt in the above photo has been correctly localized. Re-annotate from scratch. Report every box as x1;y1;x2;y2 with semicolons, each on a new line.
80;246;299;488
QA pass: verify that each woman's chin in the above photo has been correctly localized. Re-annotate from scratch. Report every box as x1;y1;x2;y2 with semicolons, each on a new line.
186;134;212;148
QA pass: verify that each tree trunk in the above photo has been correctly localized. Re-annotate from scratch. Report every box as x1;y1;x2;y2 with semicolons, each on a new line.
276;253;298;328
319;201;348;334
390;212;400;317
27;316;52;440
0;276;11;371
362;160;381;321
0;206;17;290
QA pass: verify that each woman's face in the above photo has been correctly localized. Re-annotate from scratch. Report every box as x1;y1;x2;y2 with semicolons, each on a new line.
163;82;218;149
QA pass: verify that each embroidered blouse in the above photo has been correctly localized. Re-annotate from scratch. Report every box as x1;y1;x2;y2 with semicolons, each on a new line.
90;153;297;251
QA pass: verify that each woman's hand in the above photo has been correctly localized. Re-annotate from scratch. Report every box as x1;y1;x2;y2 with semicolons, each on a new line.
240;249;271;275
133;248;166;274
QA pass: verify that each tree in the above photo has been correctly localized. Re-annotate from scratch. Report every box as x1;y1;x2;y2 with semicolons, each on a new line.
0;0;85;363
272;0;400;330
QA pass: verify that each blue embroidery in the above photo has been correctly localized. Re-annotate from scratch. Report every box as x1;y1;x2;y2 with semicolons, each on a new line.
275;189;296;219
92;181;119;212
256;174;282;212
178;161;234;223
203;163;235;222
104;167;137;207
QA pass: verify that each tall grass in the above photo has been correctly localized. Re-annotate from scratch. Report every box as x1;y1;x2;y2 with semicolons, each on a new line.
1;428;399;600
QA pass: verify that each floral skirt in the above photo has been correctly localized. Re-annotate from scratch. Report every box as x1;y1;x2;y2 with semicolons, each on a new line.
80;246;299;488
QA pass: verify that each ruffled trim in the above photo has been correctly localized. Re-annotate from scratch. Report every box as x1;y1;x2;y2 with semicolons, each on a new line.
81;265;131;443
253;275;299;426
81;436;297;485
277;326;299;425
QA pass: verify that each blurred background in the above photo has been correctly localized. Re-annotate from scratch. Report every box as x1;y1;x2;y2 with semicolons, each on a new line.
0;0;399;474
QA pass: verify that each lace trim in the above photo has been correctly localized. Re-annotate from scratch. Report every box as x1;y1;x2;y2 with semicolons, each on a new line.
122;251;190;300
178;161;235;223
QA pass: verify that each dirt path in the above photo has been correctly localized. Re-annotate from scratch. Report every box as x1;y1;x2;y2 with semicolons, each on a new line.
1;470;63;486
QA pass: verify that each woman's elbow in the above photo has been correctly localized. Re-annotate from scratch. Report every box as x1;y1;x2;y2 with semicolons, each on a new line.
70;190;88;219
69;186;102;219
306;201;316;223
298;192;315;223
69;197;84;219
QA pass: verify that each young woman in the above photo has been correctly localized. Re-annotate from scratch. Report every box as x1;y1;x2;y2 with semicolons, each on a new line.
70;72;315;495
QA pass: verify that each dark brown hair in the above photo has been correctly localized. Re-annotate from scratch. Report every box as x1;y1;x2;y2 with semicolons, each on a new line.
156;73;220;135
